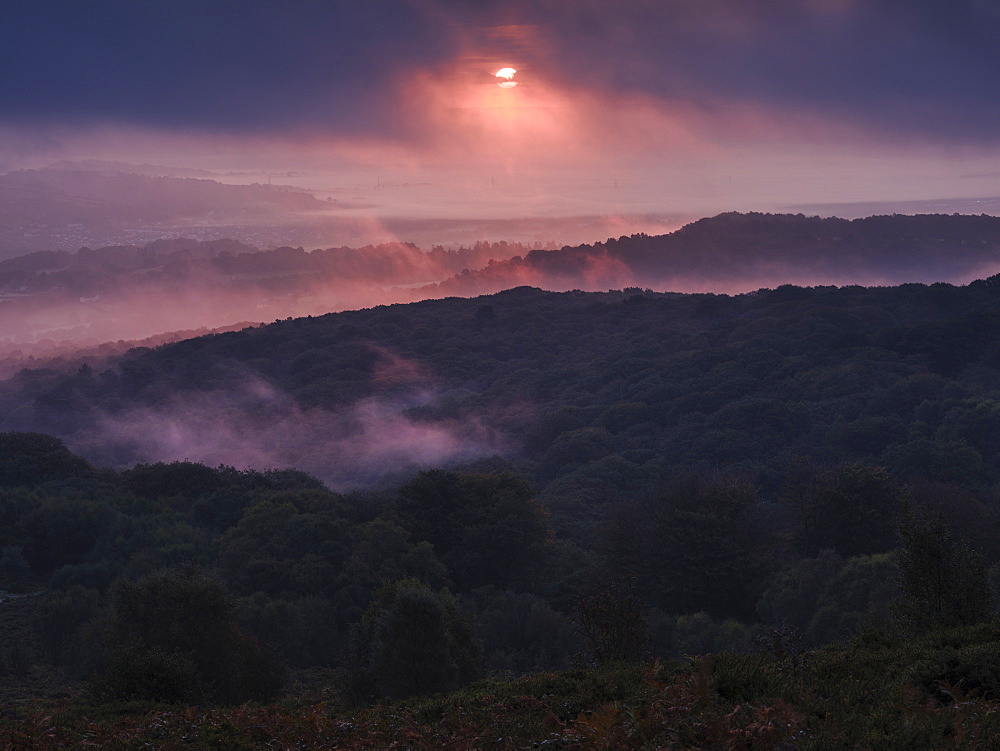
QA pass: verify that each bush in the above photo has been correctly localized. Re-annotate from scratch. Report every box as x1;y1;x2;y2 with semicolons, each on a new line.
100;647;202;704
904;642;1000;703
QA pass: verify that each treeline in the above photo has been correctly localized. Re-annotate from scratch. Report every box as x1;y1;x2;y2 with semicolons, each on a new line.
0;238;533;299
0;431;996;709
429;212;1000;295
0;238;257;274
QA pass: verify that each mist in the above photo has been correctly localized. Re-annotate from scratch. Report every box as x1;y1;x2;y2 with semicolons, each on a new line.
7;212;1000;372
61;352;507;489
0;236;540;361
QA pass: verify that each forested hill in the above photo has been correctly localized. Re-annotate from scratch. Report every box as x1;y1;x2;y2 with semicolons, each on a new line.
0;168;328;229
4;276;1000;723
427;212;1000;296
3;276;1000;540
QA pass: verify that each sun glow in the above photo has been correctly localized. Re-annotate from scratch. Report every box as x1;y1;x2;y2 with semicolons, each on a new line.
495;67;518;88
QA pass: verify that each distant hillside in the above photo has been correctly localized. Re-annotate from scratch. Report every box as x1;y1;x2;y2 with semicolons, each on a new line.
425;212;1000;296
3;276;1000;537
0;238;529;350
0;169;327;225
44;159;217;178
6;212;1000;352
0;168;331;256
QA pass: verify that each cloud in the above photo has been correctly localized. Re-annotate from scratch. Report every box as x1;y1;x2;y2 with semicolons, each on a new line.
0;0;454;137
5;0;1000;147
6;0;1000;223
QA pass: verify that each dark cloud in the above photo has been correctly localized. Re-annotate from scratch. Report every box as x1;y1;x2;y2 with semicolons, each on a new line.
502;0;1000;142
1;0;455;135
3;0;1000;142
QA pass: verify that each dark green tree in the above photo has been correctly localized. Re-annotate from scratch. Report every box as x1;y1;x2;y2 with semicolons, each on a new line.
604;473;771;620
574;580;648;664
788;462;906;557
396;471;550;591
33;584;101;669
94;566;285;705
20;496;112;575
0;432;94;487
466;587;582;673
348;579;481;701
895;512;994;631
808;552;900;644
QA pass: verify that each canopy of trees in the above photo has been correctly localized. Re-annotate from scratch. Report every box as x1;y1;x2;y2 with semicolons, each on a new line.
2;259;1000;711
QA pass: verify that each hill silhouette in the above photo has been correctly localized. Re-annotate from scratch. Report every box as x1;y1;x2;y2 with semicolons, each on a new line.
5;212;1000;353
425;212;1000;296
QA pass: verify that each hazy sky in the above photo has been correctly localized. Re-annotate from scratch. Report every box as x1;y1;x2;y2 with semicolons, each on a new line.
5;0;1000;219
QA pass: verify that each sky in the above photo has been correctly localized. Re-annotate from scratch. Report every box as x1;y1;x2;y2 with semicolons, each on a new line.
5;0;1000;222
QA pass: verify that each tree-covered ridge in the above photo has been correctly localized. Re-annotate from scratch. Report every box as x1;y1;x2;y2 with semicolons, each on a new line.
0;273;999;717
6;211;1000;355
429;212;1000;295
12;211;1000;301
3;275;1000;515
0;237;533;296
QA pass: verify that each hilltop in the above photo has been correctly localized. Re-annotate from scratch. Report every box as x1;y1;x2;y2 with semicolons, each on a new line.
3;276;1000;538
426;212;1000;297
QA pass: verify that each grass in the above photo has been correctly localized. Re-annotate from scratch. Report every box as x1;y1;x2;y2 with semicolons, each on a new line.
4;625;1000;748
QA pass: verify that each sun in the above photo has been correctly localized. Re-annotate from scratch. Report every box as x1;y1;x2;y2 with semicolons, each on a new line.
495;67;518;88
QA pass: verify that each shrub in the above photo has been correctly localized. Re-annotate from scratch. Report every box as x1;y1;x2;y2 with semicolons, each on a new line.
904;642;1000;703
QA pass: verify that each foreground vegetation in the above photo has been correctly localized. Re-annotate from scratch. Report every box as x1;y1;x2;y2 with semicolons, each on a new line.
5;623;1000;748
